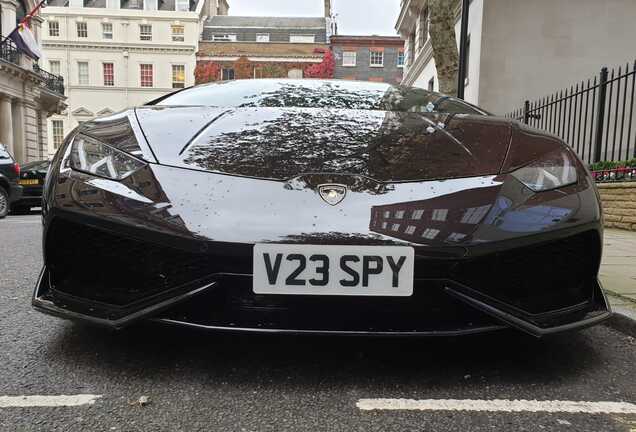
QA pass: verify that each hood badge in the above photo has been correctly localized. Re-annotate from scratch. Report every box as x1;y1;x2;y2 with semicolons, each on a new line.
318;184;347;206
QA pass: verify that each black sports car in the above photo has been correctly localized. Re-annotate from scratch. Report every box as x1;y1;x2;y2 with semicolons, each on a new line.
33;79;611;337
11;159;50;214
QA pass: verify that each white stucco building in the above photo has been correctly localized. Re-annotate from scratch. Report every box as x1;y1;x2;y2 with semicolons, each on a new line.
41;0;228;155
1;0;66;164
396;0;636;115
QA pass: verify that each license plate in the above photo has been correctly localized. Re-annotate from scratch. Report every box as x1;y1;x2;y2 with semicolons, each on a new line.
18;179;39;185
253;244;414;296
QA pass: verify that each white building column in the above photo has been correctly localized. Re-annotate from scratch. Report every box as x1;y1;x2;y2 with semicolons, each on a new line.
0;0;18;38
0;95;14;155
11;99;25;163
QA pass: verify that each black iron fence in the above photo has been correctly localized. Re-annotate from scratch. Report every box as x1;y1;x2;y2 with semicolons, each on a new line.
507;62;636;164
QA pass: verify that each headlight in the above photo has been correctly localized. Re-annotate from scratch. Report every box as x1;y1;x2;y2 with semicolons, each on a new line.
511;148;578;192
67;133;146;180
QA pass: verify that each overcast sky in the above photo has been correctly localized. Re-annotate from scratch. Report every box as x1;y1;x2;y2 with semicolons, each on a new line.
228;0;401;36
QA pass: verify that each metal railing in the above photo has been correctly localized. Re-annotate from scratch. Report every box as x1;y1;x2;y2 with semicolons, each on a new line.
33;63;65;95
507;61;636;164
0;37;20;65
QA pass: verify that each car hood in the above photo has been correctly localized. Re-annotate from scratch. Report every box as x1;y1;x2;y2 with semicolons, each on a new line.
135;106;513;182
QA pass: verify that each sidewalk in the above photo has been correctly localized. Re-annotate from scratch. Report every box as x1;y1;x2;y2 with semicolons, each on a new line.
600;229;636;320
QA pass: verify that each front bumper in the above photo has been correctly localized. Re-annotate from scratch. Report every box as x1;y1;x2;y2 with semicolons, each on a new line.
32;215;611;337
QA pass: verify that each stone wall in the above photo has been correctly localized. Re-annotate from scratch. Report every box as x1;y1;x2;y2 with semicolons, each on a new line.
598;182;636;231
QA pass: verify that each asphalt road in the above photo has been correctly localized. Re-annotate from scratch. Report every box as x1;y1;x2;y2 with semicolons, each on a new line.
1;214;635;432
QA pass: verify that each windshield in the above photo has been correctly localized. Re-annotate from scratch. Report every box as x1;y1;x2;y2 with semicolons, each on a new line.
151;79;488;115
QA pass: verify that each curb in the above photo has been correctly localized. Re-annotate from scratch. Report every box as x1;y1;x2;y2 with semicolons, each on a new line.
604;307;636;337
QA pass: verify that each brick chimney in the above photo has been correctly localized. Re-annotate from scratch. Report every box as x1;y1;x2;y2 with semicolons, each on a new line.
324;0;331;18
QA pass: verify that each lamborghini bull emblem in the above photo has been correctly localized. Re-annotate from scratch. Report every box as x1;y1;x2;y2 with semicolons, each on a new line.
318;184;347;206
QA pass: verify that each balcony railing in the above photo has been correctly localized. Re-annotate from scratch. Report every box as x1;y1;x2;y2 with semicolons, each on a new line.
0;37;20;64
1;37;65;96
33;63;65;95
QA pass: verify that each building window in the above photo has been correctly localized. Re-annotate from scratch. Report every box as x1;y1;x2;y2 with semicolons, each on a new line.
139;24;152;41
256;33;270;42
431;209;448;222
102;23;113;39
77;61;89;85
140;64;153;87
175;0;189;11
222;68;235;80
171;25;184;42
342;51;356;67
395;210;405;219
76;22;87;38
49;60;61;76
391;223;400;232
69;0;83;7
212;34;237;42
143;0;157;10
172;64;185;88
103;62;114;86
411;209;424;220
52;120;64;149
397;50;405;67
419;7;429;48
404;225;416;235
384;211;391;218
428;77;434;91
105;0;119;8
421;228;440;240
290;34;315;43
48;21;59;37
370;50;384;67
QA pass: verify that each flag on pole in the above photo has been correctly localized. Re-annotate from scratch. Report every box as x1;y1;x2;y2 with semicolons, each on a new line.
5;0;47;60
8;24;43;60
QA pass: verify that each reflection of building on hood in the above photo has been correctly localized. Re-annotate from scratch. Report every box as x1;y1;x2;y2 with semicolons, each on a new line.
369;185;502;244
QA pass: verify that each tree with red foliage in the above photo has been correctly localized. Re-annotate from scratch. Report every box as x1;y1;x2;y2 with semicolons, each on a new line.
234;56;253;79
304;48;335;79
194;62;221;84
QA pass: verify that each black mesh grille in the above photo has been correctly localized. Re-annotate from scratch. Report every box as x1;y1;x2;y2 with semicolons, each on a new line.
453;231;600;314
46;218;243;306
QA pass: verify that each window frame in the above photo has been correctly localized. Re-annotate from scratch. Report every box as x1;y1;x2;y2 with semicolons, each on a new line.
76;21;88;38
342;51;356;67
48;21;59;37
101;22;113;39
49;60;61;76
171;24;185;42
171;64;185;88
102;62;114;86
77;61;89;85
212;33;236;42
139;63;153;87
255;33;270;43
51;120;64;149
289;34;315;43
222;68;235;81
397;50;405;68
139;24;152;41
369;50;384;68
